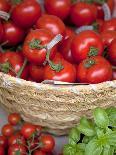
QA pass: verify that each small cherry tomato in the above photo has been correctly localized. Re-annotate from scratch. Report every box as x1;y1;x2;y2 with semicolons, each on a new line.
36;14;66;37
8;113;21;126
44;0;71;20
40;135;55;153
8;144;26;155
71;30;104;64
108;39;116;66
101;30;116;47
100;18;116;32
44;53;76;82
76;56;112;84
2;21;25;46
11;0;41;29
2;124;14;137
33;150;46;155
29;64;44;82
70;2;97;27
0;145;4;155
21;123;36;139
8;134;26;146
0;135;8;148
23;29;57;65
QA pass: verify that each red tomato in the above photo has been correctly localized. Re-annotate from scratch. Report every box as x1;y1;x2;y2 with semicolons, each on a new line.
2;124;14;137
44;53;76;82
11;0;41;29
44;0;71;20
0;0;11;12
8;113;21;125
40;135;55;153
70;2;97;27
93;19;104;33
23;29;57;65
108;39;116;66
59;37;75;64
100;18;116;32
33;150;46;155
64;26;75;40
2;21;25;46
0;22;4;43
0;135;8;148
112;69;116;80
8;134;26;146
0;145;4;155
71;30;104;63
101;30;116;47
8;144;26;155
36;14;66;37
76;56;112;84
21;123;36;139
29;64;44;82
0;51;27;78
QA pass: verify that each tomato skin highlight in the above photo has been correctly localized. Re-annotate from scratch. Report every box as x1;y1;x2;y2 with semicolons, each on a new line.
44;0;71;20
76;56;112;84
71;30;104;64
8;113;21;126
70;2;97;27
11;0;41;29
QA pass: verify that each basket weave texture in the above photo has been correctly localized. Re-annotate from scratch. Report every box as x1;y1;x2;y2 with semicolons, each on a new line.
0;72;116;135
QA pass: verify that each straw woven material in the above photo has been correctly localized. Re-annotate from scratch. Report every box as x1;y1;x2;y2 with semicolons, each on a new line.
0;72;115;135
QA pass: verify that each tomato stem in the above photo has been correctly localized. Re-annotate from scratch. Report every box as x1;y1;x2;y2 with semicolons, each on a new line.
84;59;96;68
16;58;28;78
88;46;98;57
0;11;10;21
29;39;46;50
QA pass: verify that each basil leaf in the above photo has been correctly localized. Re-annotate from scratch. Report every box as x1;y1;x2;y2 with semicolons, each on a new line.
69;127;80;145
77;143;86;151
102;145;114;155
82;136;90;143
106;107;116;127
63;144;77;155
85;138;103;155
107;131;116;146
95;127;104;138
80;117;91;127
93;108;109;128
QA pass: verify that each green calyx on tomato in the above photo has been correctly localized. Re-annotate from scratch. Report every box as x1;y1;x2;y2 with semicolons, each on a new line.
0;61;11;73
88;47;99;57
84;59;95;68
29;39;45;50
93;0;107;5
11;0;22;5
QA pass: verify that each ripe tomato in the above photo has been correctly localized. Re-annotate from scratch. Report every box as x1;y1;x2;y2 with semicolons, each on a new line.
29;64;44;82
2;124;14;137
8;113;21;125
71;30;104;63
101;30;116;47
108;39;116;66
64;26;75;40
59;37;75;64
0;51;27;78
11;0;41;29
44;53;76;82
33;150;46;155
70;2;97;27
0;0;11;12
40;135;55;153
0;145;4;155
8;134;26;146
44;0;71;20
0;135;8;148
23;29;57;65
8;144;26;155
76;56;112;84
100;18;116;32
112;69;116;80
21;123;36;139
0;22;4;43
36;14;66;37
2;21;25;46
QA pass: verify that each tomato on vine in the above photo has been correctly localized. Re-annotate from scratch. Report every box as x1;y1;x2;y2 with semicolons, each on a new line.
8;113;21;125
1;124;14;137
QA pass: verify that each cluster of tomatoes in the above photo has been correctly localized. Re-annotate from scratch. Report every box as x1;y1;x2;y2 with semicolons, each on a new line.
0;0;115;84
0;113;56;155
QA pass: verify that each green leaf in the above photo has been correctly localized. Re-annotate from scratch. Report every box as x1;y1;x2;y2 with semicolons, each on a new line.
95;127;104;138
102;145;114;155
93;108;109;128
77;143;86;151
106;107;116;127
107;131;116;146
80;117;91;127
69;127;80;145
85;138;103;155
63;144;77;155
82;136;90;144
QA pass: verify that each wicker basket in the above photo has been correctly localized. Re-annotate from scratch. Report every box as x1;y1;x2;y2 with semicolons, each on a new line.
0;72;116;135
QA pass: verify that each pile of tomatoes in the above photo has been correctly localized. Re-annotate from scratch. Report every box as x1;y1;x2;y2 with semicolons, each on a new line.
0;0;115;84
0;113;56;155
